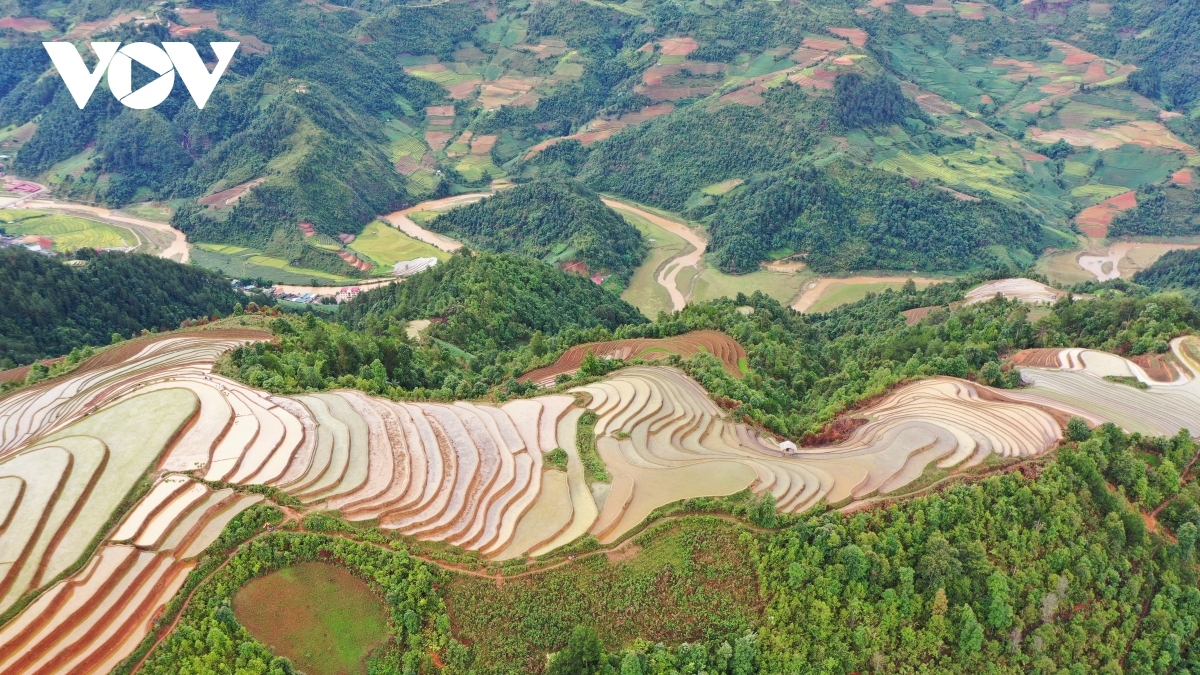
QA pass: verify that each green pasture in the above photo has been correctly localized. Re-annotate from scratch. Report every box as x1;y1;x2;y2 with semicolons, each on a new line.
192;244;355;285
234;563;389;675
348;221;450;269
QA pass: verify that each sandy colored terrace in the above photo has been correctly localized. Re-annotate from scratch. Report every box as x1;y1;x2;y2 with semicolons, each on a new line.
791;276;941;312
1076;241;1200;282
6;325;1200;671
381;193;495;252
519;330;746;386
601;198;706;311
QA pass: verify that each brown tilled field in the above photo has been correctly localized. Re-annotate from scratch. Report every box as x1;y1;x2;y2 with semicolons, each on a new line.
519;330;747;385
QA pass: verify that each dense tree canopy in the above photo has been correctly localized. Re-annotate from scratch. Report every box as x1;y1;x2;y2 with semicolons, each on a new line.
0;247;253;367
428;179;645;282
706;165;1044;273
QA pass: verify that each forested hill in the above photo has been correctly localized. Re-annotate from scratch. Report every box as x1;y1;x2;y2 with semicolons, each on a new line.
706;165;1045;273
1134;248;1200;296
0;247;251;367
340;252;646;352
427;180;645;284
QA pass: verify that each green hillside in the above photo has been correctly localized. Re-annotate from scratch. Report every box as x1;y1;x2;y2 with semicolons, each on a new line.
426;179;645;284
340;251;645;352
0;246;254;367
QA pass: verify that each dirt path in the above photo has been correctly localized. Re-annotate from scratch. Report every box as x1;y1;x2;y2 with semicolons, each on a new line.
270;279;399;297
791;275;940;312
381;193;495;252
1077;241;1198;282
22;199;191;263
601;198;706;312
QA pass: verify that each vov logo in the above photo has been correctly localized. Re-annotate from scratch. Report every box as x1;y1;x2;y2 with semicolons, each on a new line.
42;41;239;110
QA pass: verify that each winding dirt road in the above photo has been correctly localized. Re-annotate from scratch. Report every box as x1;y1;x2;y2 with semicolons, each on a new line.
22;199;191;263
601;198;706;311
382;193;495;252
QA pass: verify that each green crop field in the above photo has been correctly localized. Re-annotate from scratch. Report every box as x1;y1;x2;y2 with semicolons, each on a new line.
192;244;355;284
234;562;389;675
349;221;451;268
691;263;811;306
806;278;936;313
0;210;137;251
1093;145;1180;188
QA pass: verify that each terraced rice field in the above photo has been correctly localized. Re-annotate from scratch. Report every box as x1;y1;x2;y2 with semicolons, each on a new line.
0;210;137;251
962;278;1065;305
1007;338;1200;438
519;331;747;386
6;329;1200;670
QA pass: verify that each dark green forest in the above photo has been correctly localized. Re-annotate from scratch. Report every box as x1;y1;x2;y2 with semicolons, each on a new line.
341;251;645;352
1110;185;1200;238
561;84;825;213
1134;248;1200;297
427;179;646;283
0;246;253;367
705;164;1043;273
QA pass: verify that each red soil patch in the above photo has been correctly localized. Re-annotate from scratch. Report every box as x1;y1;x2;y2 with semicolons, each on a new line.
1075;190;1137;238
802;37;847;52
520;330;748;385
425;131;454;150
1083;60;1111;84
356;35;373;43
827;27;867;47
720;88;766;106
471;135;498;155
337;250;373;272
1022;151;1049;161
1131;353;1186;382
395;156;421;176
1011;348;1064;368
1062;53;1098;66
426;105;456;117
619;104;674;123
0;17;52;32
298;222;316;237
901;306;934;325
906;1;953;15
561;261;589;276
801;416;867;446
791;47;827;66
445;81;479;99
938;186;981;201
198;178;265;209
643;36;698;56
980;94;993;104
1172;169;1193;185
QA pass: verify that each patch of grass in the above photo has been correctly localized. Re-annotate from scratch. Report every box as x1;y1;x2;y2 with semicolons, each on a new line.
348;221;451;268
233;562;390;675
620;211;691;318
577;409;609;484
1104;375;1149;389
545;447;568;471
691;263;811;305
443;518;763;672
